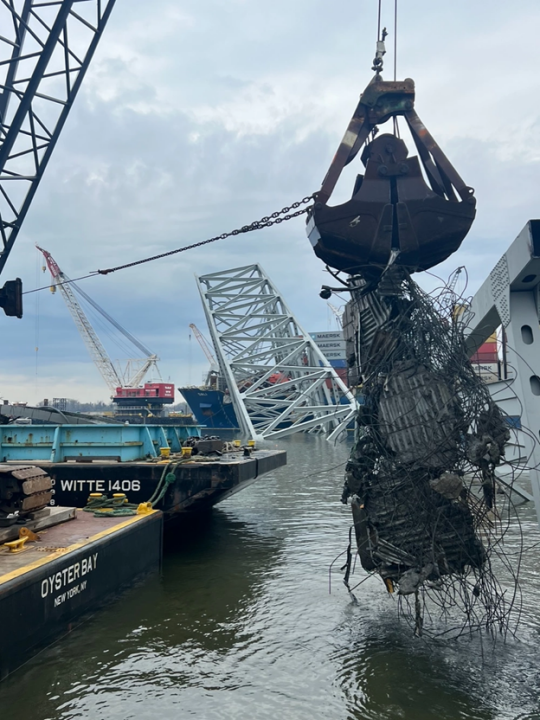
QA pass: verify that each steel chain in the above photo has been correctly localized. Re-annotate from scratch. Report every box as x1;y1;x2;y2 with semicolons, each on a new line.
97;195;315;276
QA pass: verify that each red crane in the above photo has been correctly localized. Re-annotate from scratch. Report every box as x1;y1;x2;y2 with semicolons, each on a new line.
38;245;174;414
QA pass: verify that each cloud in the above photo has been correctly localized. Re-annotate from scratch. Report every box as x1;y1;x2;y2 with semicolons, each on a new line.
2;0;540;403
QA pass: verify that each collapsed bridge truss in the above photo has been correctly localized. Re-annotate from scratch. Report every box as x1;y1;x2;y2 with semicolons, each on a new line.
196;264;357;440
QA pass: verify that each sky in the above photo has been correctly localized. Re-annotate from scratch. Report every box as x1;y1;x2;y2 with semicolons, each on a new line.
2;0;540;405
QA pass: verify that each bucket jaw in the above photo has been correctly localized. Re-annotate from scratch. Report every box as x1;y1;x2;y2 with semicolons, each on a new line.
307;76;476;277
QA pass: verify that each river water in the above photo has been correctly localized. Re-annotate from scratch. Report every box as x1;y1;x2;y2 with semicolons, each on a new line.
1;435;540;719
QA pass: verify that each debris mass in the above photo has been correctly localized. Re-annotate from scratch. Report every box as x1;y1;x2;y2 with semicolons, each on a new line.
342;271;518;636
307;31;522;635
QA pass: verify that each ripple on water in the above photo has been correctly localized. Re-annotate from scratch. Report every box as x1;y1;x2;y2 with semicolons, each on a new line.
1;436;540;720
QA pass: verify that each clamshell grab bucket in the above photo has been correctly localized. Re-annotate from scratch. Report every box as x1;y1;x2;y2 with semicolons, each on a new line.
307;77;476;277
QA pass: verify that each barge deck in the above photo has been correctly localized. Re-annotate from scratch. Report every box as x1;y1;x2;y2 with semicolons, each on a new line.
0;442;286;681
0;508;162;681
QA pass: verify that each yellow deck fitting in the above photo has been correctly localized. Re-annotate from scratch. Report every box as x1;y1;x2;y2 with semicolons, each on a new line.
112;493;130;505
19;527;40;542
181;447;192;458
5;537;29;553
137;502;153;515
384;578;394;594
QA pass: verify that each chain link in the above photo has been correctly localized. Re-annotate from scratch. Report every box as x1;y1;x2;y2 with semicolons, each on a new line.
97;195;315;276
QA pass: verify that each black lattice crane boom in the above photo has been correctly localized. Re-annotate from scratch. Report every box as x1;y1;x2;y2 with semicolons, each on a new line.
0;0;118;317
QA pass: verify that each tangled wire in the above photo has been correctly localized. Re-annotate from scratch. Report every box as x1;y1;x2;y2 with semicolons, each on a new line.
340;266;525;638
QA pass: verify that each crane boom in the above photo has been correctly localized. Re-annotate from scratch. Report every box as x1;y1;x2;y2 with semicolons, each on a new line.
189;323;219;371
327;303;344;328
0;0;117;280
37;245;121;393
126;355;160;388
70;280;154;358
447;266;464;294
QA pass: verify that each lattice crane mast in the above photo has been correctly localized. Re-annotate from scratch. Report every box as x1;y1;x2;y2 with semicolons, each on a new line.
0;0;117;318
189;324;219;373
39;245;120;393
37;246;166;403
327;303;344;329
448;266;464;294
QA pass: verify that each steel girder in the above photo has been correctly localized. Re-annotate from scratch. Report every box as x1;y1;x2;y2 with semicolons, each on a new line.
196;264;357;441
464;220;540;524
0;0;117;277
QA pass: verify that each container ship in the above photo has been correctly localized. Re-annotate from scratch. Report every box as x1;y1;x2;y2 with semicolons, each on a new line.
180;330;348;430
179;385;238;430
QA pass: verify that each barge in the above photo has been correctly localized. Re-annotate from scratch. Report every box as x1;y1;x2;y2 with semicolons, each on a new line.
0;507;162;681
0;423;286;513
26;448;286;512
0;424;286;680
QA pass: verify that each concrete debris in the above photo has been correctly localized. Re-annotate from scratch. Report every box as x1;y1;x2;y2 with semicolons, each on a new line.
429;472;463;500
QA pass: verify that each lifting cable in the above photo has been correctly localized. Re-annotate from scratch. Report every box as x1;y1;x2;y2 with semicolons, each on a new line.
23;195;314;295
393;0;400;136
375;0;398;73
372;0;400;136
95;196;314;277
394;0;398;82
24;271;100;296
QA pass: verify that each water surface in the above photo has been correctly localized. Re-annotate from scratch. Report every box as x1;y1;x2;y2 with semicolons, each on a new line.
1;435;539;719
